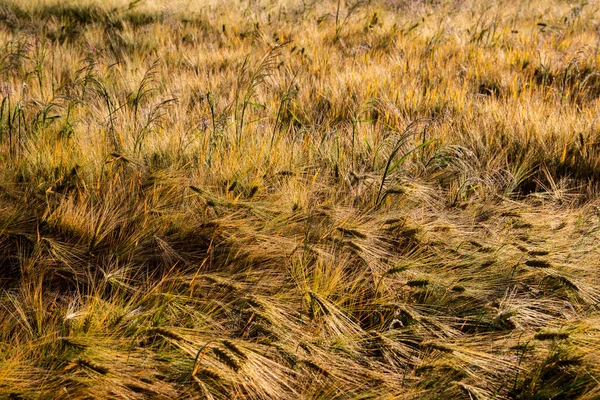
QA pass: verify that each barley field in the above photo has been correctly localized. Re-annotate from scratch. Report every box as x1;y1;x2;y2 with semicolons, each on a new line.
1;0;600;398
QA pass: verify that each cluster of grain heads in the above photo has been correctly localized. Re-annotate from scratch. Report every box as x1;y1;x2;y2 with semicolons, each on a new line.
0;0;599;398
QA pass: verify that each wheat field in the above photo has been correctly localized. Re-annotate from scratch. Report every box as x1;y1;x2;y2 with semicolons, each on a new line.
1;0;600;398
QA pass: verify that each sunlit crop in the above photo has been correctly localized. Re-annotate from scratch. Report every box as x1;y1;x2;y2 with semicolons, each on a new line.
1;0;600;398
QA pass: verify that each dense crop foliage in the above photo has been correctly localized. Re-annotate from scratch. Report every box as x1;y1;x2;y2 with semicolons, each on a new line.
1;0;600;398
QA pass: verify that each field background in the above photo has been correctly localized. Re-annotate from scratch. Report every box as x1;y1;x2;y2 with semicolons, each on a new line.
1;0;600;398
